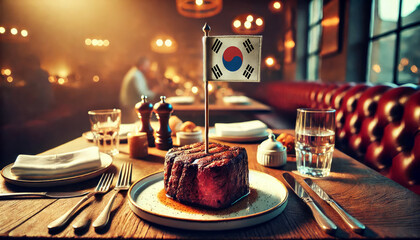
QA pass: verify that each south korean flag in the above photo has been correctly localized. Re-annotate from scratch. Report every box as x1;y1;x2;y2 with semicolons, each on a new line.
205;35;262;82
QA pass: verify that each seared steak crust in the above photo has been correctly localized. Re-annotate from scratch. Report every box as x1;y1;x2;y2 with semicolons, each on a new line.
164;142;249;209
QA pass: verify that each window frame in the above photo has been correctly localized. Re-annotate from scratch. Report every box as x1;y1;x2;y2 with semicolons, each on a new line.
367;0;420;84
306;0;323;80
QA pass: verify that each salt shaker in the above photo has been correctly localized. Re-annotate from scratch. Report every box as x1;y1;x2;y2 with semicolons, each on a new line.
153;96;173;150
135;95;155;147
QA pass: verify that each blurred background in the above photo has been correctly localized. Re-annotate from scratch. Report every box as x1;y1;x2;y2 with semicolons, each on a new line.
0;0;419;166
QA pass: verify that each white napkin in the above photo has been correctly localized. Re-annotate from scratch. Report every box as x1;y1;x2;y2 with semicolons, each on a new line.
119;123;136;136
215;120;267;137
223;96;251;105
166;96;195;104
11;146;102;179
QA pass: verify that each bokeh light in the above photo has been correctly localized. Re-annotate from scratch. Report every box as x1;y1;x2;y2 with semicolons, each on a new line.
10;28;18;35
21;29;28;37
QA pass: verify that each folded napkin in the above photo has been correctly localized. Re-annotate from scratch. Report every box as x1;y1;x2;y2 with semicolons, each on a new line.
119;123;136;136
11;146;102;179
215;120;267;137
223;96;251;105
166;96;195;104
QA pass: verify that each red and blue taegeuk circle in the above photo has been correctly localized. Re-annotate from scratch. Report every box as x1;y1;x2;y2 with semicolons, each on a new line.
222;46;243;72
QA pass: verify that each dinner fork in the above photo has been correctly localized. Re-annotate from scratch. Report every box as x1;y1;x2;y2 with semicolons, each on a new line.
92;163;132;228
48;173;114;230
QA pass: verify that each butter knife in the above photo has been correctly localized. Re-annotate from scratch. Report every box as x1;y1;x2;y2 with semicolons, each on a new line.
282;173;337;234
304;178;366;233
0;191;88;199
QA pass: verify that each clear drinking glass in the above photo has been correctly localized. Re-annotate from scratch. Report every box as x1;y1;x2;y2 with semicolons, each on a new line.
88;109;121;156
295;108;336;177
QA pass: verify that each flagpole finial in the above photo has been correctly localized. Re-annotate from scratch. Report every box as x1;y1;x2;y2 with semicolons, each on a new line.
203;23;211;36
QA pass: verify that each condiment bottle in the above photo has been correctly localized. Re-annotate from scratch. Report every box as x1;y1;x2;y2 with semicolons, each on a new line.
127;132;148;159
153;96;173;150
135;95;155;147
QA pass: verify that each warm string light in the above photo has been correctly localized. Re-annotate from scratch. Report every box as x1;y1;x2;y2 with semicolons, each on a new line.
1;68;14;83
20;30;28;37
284;40;295;48
0;26;29;38
232;14;264;34
269;0;282;13
195;0;203;6
191;86;199;94
93;75;100;82
165;39;172;47
10;28;18;35
85;38;110;47
151;36;177;53
1;68;12;76
265;57;275;67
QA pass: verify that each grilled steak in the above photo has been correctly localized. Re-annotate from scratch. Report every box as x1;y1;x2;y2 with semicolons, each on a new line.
164;142;249;209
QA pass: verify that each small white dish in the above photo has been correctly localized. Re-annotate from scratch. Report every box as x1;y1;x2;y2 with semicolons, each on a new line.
1;153;113;187
166;96;195;105
128;170;288;231
176;131;203;146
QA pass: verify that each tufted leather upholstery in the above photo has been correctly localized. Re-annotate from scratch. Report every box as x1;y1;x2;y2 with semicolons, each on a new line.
253;81;420;194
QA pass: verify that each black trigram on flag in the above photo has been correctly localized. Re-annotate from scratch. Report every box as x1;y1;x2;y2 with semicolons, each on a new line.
243;39;254;53
243;64;254;79
211;64;223;79
211;39;223;53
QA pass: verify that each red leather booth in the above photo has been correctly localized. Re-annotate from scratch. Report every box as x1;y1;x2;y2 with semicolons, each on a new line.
252;81;420;194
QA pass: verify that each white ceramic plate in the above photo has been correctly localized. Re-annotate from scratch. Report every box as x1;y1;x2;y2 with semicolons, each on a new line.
166;96;195;105
223;96;251;105
1;153;113;187
209;128;269;143
128;170;288;231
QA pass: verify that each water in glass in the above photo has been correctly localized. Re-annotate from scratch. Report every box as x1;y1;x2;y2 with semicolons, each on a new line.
295;108;336;177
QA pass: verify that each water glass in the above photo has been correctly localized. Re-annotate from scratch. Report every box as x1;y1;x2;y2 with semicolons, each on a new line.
88;109;121;156
295;108;336;177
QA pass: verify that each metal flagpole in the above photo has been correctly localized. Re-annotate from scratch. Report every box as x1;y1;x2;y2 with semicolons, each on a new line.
202;23;210;154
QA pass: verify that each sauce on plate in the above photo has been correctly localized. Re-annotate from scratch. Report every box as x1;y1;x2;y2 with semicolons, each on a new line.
157;187;258;215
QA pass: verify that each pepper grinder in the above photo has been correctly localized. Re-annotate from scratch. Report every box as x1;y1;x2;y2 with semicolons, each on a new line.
135;95;155;147
153;96;173;150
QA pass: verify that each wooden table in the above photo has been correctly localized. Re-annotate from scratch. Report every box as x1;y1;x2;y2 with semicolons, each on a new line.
171;97;271;113
170;97;272;126
1;129;420;239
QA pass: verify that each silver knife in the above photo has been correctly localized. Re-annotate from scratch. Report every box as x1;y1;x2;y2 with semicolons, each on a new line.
282;172;337;234
304;178;366;233
0;191;88;199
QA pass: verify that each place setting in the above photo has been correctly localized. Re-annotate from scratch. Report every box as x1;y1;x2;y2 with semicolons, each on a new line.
1;146;113;188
